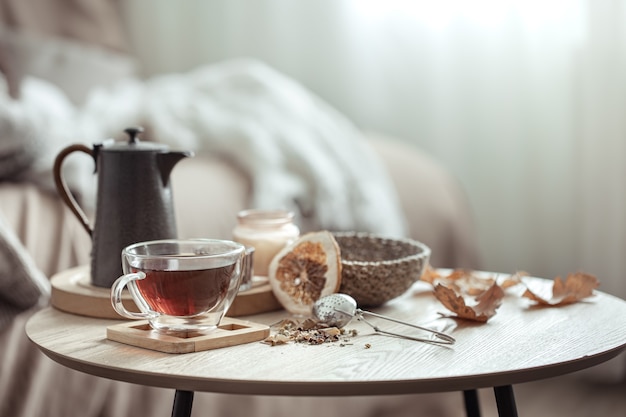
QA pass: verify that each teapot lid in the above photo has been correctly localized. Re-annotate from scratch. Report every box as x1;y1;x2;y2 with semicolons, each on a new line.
98;127;169;152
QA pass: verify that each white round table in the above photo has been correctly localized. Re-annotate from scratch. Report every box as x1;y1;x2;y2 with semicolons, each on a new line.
26;276;626;417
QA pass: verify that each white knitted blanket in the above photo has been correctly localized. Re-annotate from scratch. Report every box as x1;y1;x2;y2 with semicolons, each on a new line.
3;59;407;234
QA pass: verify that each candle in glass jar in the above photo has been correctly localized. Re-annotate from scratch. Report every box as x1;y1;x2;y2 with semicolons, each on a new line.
232;209;300;277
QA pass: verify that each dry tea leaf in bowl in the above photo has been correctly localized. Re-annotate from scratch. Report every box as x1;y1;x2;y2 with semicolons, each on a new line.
434;282;505;322
522;272;599;306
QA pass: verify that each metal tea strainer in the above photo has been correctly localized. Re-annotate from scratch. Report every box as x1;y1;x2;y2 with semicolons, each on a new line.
312;293;455;345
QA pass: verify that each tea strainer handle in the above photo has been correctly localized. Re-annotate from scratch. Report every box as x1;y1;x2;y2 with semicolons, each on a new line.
355;309;456;345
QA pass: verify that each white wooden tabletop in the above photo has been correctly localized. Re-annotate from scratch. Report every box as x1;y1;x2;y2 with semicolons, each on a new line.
26;276;626;397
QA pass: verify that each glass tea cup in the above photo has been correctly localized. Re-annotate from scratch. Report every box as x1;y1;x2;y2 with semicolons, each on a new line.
111;239;245;334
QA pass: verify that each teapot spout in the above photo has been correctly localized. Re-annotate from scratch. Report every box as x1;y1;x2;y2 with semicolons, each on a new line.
158;150;194;186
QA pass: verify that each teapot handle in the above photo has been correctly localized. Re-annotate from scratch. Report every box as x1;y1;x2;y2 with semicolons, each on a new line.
53;144;94;238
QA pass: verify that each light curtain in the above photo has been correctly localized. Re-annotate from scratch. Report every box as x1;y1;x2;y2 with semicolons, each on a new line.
120;0;626;302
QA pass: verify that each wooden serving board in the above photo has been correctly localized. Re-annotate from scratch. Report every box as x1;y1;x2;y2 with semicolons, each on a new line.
228;278;283;317
50;265;283;319
107;317;270;354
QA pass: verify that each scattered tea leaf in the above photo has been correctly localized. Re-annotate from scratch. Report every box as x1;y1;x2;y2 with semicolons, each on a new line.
522;272;599;306
263;318;357;346
434;282;504;322
262;334;291;346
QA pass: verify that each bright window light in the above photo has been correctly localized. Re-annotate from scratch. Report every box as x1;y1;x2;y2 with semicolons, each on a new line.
350;0;583;32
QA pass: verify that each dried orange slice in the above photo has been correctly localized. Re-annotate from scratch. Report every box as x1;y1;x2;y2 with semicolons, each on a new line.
268;231;342;316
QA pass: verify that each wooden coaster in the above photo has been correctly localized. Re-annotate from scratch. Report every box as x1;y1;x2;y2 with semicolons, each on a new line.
51;265;283;319
107;317;270;354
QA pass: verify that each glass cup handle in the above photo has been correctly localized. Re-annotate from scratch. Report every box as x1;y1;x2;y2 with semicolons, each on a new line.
110;272;158;320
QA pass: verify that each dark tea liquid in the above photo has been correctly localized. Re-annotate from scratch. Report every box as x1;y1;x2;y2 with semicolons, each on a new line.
134;264;235;317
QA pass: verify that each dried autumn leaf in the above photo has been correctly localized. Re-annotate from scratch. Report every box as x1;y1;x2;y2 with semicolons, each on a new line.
422;268;525;294
450;271;495;296
421;267;470;286
522;272;599;306
420;264;440;285
426;269;496;296
434;283;505;322
500;271;528;289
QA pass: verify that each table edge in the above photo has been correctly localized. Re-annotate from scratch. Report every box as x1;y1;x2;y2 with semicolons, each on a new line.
31;335;626;396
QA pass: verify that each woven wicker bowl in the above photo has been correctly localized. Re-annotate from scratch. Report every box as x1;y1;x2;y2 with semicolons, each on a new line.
334;232;431;307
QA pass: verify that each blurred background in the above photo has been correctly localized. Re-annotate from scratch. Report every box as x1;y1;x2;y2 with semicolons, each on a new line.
119;0;626;299
1;2;624;415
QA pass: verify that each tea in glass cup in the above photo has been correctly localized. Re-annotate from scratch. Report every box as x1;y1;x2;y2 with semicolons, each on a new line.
111;239;245;334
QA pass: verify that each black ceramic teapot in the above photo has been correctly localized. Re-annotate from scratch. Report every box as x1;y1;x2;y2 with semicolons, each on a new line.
53;127;193;287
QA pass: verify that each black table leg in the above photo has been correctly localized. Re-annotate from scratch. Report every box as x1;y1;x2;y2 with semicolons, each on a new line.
171;390;194;417
493;385;518;417
463;389;482;417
